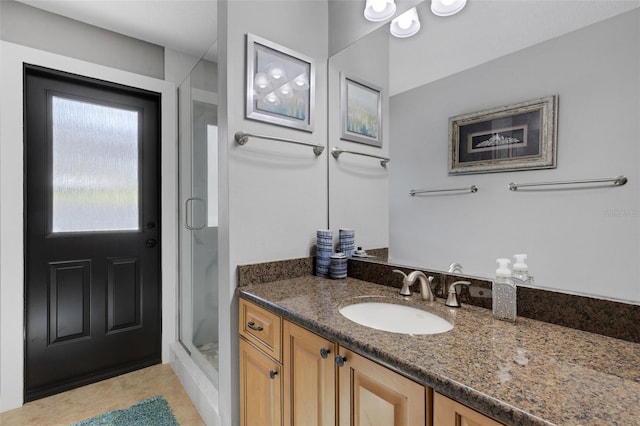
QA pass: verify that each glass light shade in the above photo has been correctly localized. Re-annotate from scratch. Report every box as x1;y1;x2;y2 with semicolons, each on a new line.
431;0;467;17
292;73;309;91
277;83;294;99
390;7;420;38
364;0;396;22
263;92;281;106
253;72;272;94
266;62;287;83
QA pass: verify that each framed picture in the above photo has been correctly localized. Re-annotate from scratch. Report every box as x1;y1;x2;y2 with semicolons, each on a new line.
448;95;558;174
246;33;315;132
340;74;382;147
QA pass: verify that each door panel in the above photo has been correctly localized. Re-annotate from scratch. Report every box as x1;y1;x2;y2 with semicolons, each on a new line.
106;257;141;333
48;260;91;344
239;339;283;426
283;320;336;426
433;392;504;426
24;65;161;401
338;348;425;426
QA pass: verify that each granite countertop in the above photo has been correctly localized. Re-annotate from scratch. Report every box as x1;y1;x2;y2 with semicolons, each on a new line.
238;276;640;426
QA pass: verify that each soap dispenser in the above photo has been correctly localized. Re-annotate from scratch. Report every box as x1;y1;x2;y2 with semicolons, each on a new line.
493;258;517;322
513;254;528;281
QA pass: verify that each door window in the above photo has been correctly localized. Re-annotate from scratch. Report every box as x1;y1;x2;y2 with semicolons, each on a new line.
51;95;140;233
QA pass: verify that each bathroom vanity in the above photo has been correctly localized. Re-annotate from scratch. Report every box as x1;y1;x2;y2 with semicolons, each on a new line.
237;275;640;426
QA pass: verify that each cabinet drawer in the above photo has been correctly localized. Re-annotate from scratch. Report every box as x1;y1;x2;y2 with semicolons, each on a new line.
239;298;282;361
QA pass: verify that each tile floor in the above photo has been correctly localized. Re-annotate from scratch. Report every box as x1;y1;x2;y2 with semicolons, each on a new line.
0;364;204;426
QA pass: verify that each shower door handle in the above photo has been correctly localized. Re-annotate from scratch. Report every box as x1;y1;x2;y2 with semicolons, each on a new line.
184;197;206;230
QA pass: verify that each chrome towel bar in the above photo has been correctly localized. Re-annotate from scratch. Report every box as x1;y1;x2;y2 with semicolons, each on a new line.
509;175;627;191
234;131;325;156
331;147;390;167
410;185;478;196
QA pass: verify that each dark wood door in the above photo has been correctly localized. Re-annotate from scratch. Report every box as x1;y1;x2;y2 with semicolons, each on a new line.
24;65;161;401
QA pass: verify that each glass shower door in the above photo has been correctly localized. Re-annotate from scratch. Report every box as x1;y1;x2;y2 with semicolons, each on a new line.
178;58;219;383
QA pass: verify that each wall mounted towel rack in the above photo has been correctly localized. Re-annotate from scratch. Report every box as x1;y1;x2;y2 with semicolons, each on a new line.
410;185;478;196
234;130;325;155
509;175;627;191
331;147;390;167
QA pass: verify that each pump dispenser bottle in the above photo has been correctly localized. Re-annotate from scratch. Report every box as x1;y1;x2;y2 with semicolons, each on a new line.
493;258;517;322
513;254;528;281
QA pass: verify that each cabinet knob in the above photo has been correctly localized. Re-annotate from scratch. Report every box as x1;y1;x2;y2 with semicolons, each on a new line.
269;370;278;379
247;321;263;332
335;355;347;367
320;348;331;359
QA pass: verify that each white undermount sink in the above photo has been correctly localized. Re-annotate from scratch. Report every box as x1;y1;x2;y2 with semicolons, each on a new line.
339;301;453;335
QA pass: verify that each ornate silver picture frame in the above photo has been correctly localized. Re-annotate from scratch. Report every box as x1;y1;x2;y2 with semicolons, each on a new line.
449;95;558;174
246;33;315;132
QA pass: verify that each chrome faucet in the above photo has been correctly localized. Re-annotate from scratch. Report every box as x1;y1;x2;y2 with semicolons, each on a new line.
445;281;471;307
393;270;436;302
448;262;463;274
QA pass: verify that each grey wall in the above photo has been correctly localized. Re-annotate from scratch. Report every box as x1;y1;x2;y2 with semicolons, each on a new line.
389;10;640;302
0;0;164;79
218;1;329;423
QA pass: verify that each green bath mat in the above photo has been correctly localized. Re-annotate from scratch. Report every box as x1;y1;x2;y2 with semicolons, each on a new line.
72;395;179;426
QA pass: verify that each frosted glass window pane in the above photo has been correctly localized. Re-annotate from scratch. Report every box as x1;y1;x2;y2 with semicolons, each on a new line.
51;96;139;233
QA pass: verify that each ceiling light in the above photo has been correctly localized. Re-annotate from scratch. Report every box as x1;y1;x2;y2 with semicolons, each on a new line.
431;0;467;17
253;72;271;94
266;63;287;83
364;0;397;22
292;73;309;91
390;7;421;38
277;83;294;99
263;92;281;106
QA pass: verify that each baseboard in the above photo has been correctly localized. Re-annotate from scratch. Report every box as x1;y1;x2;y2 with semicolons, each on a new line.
170;342;220;426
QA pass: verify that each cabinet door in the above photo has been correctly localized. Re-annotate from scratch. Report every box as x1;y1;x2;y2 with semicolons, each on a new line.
283;320;336;426
239;339;282;426
433;392;504;426
338;347;426;426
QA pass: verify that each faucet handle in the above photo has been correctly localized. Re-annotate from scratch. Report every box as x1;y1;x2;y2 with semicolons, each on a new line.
445;281;471;308
392;270;412;296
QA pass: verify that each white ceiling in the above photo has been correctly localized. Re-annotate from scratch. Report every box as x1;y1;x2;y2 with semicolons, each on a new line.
16;0;218;60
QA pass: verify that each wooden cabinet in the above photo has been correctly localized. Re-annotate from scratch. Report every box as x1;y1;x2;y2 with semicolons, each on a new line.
434;392;504;426
239;298;500;426
337;347;427;426
239;299;283;426
282;320;336;426
239;339;282;426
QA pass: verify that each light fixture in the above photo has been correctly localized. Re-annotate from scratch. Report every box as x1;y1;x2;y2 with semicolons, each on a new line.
277;83;294;99
266;62;287;83
364;0;396;22
390;7;420;38
292;73;309;91
262;92;281;106
431;0;467;17
253;72;272;95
